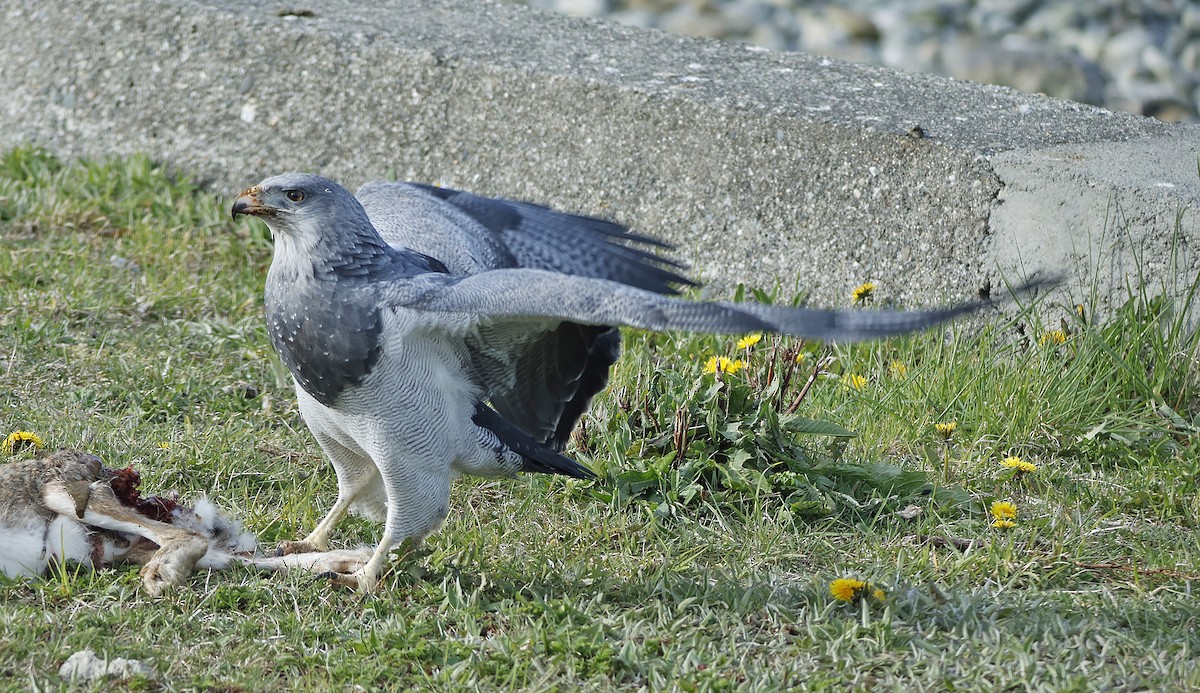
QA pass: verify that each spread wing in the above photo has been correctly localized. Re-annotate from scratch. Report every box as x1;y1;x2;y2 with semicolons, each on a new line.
464;321;620;448
384;268;991;341
358;181;689;448
358;181;691;292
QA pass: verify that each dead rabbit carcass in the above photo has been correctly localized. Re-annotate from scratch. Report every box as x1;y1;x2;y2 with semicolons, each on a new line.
0;450;370;595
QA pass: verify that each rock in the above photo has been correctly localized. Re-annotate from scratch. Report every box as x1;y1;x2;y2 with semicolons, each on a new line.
1015;1;1081;38
941;35;1107;107
747;23;790;53
1099;27;1153;82
660;3;734;40
966;0;1040;36
1143;98;1194;123
549;0;612;18
797;6;878;55
1052;26;1108;63
108;255;140;273
1184;4;1200;32
609;8;657;29
1140;43;1176;83
59;650;157;684
506;0;1198;122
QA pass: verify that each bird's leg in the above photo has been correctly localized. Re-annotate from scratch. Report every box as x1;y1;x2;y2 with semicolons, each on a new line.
276;475;379;555
241;548;374;576
279;433;380;556
276;495;353;555
331;467;451;593
326;537;419;592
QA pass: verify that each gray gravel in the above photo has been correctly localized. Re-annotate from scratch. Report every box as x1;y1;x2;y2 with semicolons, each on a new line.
519;0;1199;123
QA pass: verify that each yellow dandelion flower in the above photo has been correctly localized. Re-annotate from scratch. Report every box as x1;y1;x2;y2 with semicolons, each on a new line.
2;431;45;455
851;282;877;304
1001;456;1037;473
871;588;887;601
703;356;745;375
935;421;957;439
888;360;908;378
795;351;808;365
158;442;171;450
991;519;1016;529
830;577;867;602
1040;330;1067;346
990;501;1017;520
736;334;763;350
843;373;867;390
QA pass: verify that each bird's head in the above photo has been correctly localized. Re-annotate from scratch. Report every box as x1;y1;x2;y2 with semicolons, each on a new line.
232;173;370;243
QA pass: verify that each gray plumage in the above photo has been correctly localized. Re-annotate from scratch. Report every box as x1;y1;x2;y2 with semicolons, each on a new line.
357;181;691;294
357;181;683;449
231;172;1011;591
265;222;447;407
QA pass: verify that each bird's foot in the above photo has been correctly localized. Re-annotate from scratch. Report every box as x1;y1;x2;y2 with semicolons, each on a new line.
245;548;371;576
317;566;379;593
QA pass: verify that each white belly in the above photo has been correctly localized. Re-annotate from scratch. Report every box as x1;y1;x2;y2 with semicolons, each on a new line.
293;319;483;521
0;517;135;578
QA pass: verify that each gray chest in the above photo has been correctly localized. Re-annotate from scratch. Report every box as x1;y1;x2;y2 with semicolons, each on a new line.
266;286;383;407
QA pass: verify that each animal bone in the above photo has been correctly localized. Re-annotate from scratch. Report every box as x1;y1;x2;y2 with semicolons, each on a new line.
0;450;369;594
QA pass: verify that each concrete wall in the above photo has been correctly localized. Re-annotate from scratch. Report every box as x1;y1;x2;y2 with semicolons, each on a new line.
2;0;1197;314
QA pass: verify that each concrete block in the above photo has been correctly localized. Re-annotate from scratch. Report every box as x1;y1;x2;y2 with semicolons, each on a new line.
1;0;1196;316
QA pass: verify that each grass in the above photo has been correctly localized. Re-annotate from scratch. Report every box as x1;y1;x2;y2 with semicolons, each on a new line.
0;147;1198;691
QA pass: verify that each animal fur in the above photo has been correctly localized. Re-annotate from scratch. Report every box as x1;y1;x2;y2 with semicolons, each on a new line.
0;450;370;595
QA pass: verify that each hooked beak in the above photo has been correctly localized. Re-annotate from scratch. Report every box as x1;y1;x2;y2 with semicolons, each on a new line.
231;186;271;220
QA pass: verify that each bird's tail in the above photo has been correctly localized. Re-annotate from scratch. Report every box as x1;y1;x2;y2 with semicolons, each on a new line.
472;404;597;480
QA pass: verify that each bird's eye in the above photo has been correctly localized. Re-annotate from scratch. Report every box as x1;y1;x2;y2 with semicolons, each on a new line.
285;190;305;203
